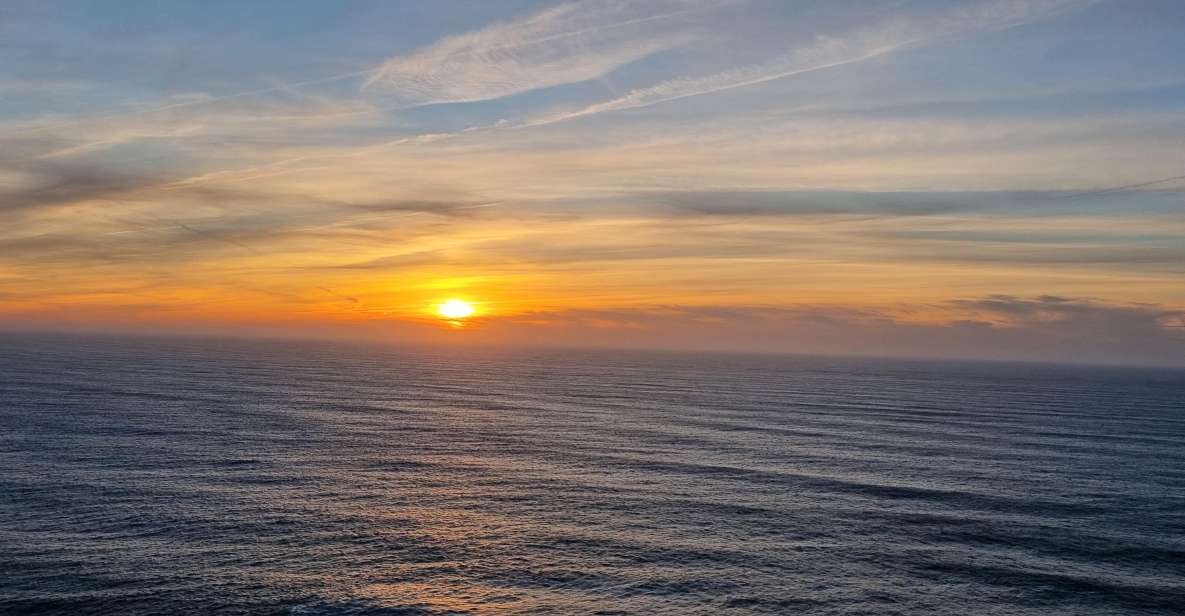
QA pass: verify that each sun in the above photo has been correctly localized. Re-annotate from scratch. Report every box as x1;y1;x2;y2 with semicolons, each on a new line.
435;299;476;320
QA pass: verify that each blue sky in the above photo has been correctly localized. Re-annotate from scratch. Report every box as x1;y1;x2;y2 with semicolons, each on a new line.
1;0;1184;364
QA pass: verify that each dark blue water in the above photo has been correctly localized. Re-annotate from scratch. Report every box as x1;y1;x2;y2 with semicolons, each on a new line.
2;333;1183;615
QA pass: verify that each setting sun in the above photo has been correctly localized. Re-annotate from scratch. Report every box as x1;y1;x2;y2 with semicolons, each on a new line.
435;299;477;320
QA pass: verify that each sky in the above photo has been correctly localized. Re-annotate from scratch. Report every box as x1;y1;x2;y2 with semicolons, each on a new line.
1;0;1184;365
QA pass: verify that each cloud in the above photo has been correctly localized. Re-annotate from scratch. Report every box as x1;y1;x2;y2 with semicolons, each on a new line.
0;152;501;274
363;0;715;105
13;91;385;161
526;0;1097;125
311;251;447;271
4;72;379;141
649;190;1059;216
481;296;1185;366
948;295;1185;331
316;286;359;304
0;149;488;217
0;157;173;215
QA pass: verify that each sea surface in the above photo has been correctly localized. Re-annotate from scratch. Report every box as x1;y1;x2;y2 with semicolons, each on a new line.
2;333;1183;615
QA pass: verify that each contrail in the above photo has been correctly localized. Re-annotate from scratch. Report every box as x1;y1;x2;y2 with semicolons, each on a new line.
6;70;376;137
316;286;360;304
176;223;260;254
1054;174;1185;199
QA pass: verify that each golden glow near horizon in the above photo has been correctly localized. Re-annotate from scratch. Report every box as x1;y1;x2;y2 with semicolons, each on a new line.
435;299;477;321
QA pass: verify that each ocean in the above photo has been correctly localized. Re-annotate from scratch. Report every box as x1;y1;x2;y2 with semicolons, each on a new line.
1;333;1183;615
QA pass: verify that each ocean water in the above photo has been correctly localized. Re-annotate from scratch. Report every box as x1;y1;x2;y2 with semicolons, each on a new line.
1;333;1183;615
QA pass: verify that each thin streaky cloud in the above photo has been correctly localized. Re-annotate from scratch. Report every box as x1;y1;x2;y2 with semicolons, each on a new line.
198;0;1095;179
5;2;722;139
157;0;1102;190
316;286;360;304
526;0;1099;126
4;70;377;138
363;0;729;90
362;0;719;106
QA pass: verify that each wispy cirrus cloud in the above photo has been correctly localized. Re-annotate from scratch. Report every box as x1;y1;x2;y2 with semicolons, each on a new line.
527;0;1098;126
362;0;720;106
19;0;1111;193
